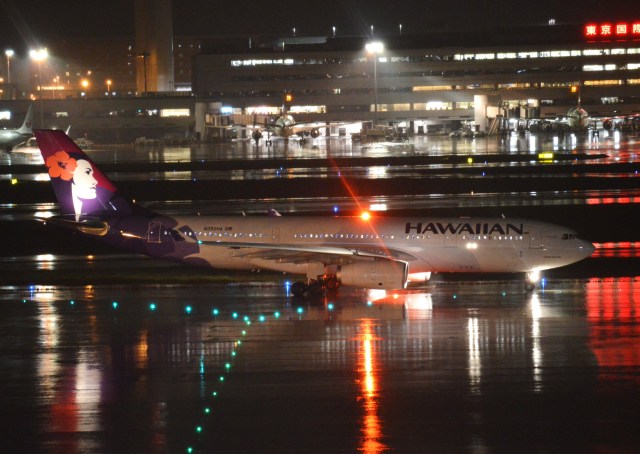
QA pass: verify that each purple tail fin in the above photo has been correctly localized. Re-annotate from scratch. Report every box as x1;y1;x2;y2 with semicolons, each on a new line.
34;129;136;220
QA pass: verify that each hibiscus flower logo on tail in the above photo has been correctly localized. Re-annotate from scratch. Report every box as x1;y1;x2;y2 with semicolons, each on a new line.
46;151;78;181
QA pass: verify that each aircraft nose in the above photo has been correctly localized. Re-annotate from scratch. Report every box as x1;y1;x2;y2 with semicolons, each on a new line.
578;240;596;260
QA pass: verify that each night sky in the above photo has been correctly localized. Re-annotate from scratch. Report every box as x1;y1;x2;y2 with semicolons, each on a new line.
0;0;633;52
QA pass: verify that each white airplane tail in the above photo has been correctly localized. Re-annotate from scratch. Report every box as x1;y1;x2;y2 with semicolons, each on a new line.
17;105;33;135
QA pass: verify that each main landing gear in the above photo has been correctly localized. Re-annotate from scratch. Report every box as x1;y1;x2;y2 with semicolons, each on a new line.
290;276;340;297
252;129;273;146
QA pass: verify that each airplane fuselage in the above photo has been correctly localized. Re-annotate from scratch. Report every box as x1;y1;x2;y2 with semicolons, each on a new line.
100;214;594;288
566;107;590;130
35;129;594;293
0;130;30;151
1;105;33;151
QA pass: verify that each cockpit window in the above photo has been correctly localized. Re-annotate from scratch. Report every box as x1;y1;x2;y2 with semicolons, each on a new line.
561;233;577;240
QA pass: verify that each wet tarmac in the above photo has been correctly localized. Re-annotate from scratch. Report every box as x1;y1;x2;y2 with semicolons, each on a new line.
1;132;639;453
1;279;640;453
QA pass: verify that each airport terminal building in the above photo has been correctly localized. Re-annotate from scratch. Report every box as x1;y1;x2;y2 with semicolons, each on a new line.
1;21;639;141
192;21;640;137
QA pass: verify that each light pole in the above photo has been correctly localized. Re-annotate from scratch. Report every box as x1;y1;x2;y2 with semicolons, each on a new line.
29;48;48;128
365;41;383;122
138;52;149;93
81;79;89;98
52;76;60;99
4;49;14;84
106;79;112;96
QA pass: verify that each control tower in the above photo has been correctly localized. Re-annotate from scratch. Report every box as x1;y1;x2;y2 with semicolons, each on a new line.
135;0;174;93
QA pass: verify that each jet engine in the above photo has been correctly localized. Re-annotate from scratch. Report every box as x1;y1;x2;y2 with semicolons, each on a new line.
251;129;263;142
337;260;408;289
310;128;320;138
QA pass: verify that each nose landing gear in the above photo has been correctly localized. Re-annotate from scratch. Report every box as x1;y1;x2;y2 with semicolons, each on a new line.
525;270;541;292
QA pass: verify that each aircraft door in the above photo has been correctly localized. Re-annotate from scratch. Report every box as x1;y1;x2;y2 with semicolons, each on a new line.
148;221;163;244
529;226;543;249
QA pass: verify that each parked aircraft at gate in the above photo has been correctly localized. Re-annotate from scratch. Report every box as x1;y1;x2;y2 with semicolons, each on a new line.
34;130;594;295
537;105;591;132
0;105;33;152
250;113;325;145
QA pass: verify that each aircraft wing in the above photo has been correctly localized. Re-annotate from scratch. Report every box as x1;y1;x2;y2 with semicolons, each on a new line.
199;240;418;264
288;122;328;135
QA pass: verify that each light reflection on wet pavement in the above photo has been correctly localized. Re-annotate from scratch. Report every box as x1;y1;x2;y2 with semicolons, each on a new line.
0;279;639;453
2;132;639;165
0;131;639;452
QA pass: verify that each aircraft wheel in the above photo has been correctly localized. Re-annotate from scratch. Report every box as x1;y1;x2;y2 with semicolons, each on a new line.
290;281;307;297
325;277;340;291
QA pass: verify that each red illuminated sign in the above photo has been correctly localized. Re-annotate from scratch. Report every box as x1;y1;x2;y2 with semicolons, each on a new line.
584;21;640;41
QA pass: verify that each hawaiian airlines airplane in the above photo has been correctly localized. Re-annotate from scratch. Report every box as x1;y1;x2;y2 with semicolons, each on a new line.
34;129;595;295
